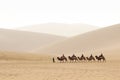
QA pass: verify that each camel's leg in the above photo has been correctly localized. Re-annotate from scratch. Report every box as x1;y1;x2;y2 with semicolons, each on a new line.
103;59;106;62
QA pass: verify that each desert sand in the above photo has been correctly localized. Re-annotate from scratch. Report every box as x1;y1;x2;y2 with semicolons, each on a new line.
0;58;120;80
0;24;120;80
0;48;120;80
0;28;66;52
34;24;120;60
16;23;99;37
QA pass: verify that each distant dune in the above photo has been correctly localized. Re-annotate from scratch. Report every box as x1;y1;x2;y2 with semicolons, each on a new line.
16;23;99;37
0;29;66;53
35;24;120;60
0;51;51;61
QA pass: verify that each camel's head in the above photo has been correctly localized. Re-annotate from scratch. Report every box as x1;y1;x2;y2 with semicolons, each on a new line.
95;56;98;58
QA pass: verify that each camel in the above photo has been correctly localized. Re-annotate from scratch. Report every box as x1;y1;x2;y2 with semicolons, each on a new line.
68;55;78;62
99;54;106;62
62;56;67;62
57;57;64;62
86;54;95;61
78;54;86;61
57;56;67;62
86;57;91;61
95;56;102;62
78;57;82;60
68;56;74;62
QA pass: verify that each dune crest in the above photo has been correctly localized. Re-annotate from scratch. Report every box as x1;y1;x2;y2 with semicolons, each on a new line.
16;23;99;37
0;28;66;53
34;24;120;60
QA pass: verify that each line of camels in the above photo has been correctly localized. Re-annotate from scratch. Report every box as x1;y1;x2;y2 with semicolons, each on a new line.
56;53;106;62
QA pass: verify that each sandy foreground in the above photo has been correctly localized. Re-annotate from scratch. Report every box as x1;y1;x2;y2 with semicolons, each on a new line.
0;60;120;80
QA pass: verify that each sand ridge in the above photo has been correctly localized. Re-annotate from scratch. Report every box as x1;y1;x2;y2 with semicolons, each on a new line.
16;23;99;37
34;24;120;59
0;28;66;53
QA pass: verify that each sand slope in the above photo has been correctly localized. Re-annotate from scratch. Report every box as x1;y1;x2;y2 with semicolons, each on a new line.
16;23;99;37
0;29;66;52
0;24;119;80
35;24;120;60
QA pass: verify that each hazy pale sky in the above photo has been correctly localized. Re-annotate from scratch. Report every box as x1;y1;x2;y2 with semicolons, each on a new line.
0;0;120;29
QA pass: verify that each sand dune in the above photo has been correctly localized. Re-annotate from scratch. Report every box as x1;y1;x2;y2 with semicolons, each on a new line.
16;23;99;37
0;29;66;53
35;24;120;60
0;24;119;80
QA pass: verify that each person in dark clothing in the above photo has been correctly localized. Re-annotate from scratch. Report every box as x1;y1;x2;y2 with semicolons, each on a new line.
72;54;76;58
52;57;55;63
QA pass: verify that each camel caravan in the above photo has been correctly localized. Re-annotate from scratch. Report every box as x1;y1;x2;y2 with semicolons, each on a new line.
53;53;106;63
